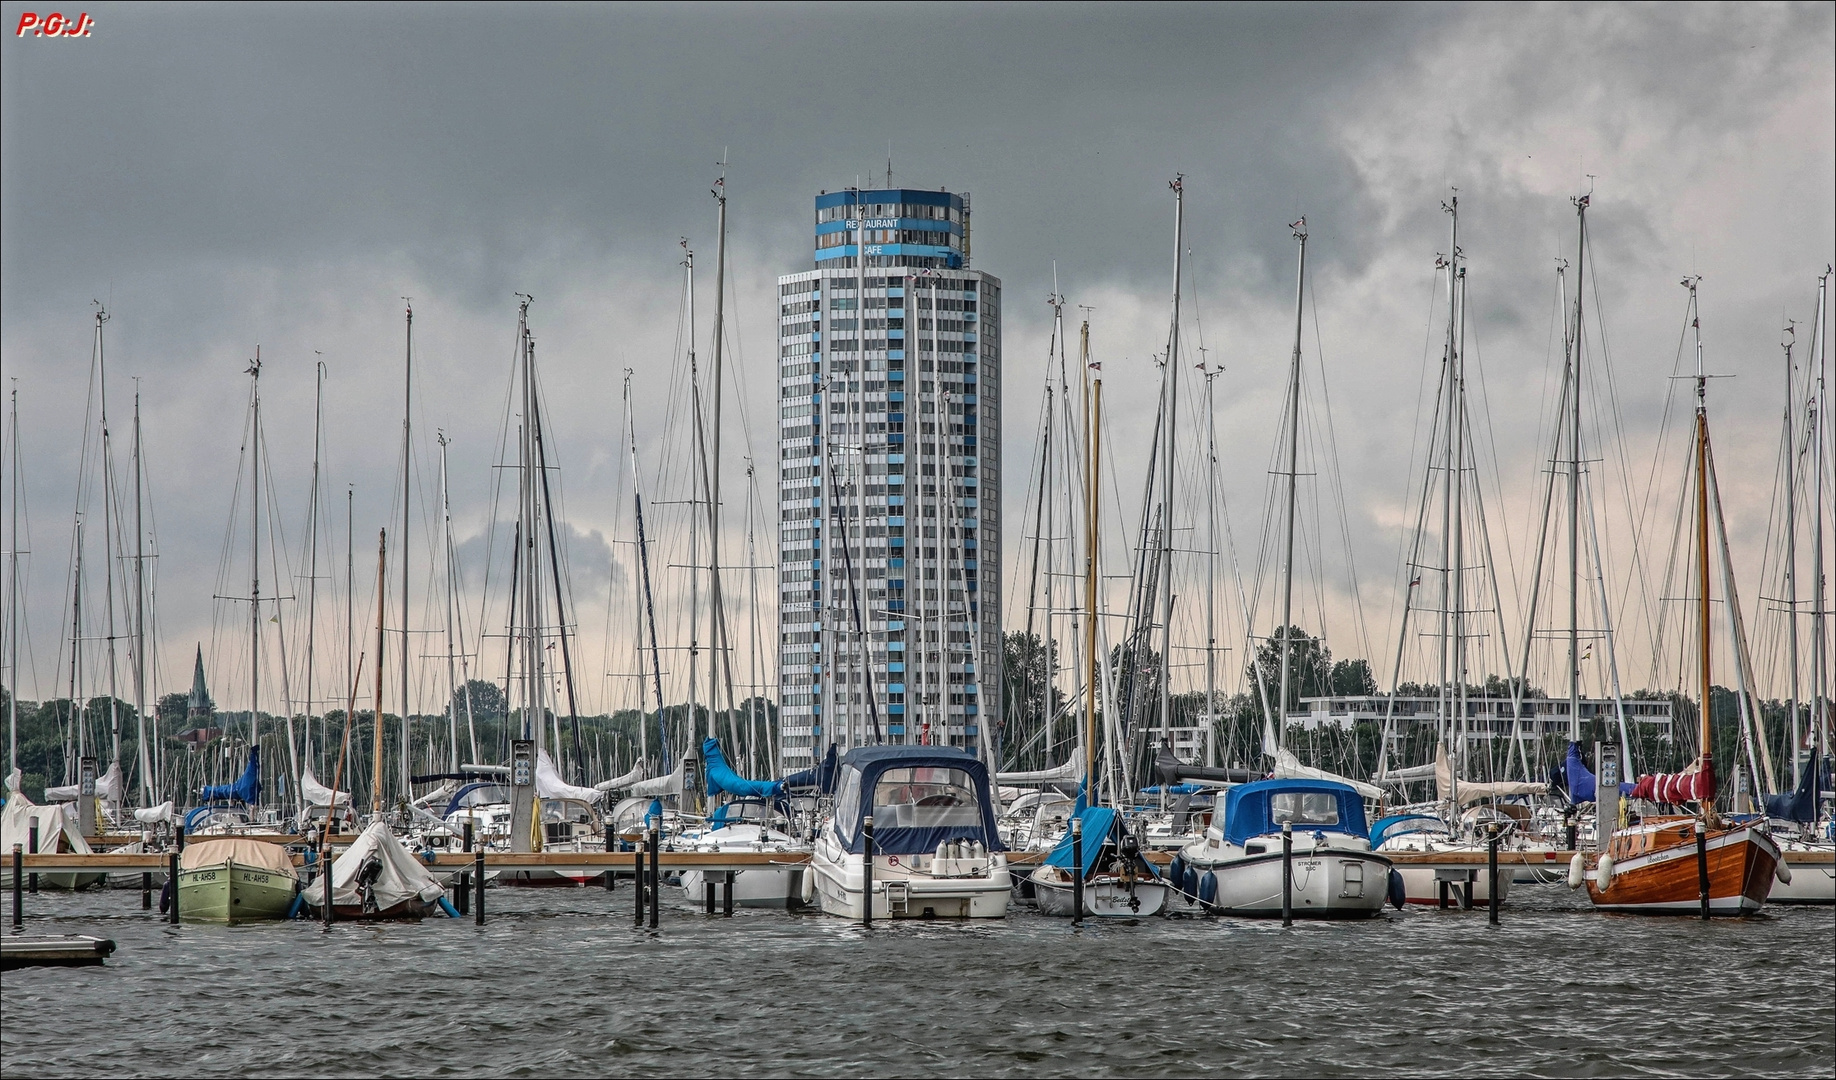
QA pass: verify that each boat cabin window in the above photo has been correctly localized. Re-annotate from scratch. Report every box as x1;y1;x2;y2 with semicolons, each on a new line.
872;767;982;829
453;784;510;809
1270;791;1340;826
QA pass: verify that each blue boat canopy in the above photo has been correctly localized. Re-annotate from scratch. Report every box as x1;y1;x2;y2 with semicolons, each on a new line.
1042;807;1118;877
1564;742;1633;803
1765;750;1823;823
831;746;1004;856
1222;777;1369;847
198;746;261;805
702;737;784;800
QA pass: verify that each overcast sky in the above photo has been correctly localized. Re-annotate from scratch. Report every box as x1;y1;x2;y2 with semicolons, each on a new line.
3;2;1831;718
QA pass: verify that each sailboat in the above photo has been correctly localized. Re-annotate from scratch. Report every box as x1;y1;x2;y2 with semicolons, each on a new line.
1582;280;1780;916
1371;196;1542;907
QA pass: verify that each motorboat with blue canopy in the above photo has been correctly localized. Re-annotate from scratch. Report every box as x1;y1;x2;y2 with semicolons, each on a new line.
1169;776;1391;918
1221;777;1370;846
807;745;1012;919
829;746;1004;856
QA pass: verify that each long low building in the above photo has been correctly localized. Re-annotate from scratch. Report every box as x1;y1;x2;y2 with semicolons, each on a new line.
1296;694;1675;741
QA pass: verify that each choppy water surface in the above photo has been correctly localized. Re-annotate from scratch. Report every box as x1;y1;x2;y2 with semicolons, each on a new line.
2;884;1830;1078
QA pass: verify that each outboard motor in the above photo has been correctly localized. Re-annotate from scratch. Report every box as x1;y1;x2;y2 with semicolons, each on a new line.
356;853;385;914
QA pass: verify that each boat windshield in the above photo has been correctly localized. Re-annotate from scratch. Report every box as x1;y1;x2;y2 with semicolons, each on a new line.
454;784;509;809
1270;791;1340;826
872;767;983;830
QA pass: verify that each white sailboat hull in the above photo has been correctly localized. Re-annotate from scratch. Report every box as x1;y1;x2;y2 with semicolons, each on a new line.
680;866;803;909
1031;874;1168;919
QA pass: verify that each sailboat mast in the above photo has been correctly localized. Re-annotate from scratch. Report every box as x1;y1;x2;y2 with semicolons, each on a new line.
305;363;324;776
1204;357;1218;766
440;433;460;772
132;387;150;805
1084;320;1101;799
1784;331;1802;778
249;349;262;764
371;529;387;814
1159;176;1182;755
98;308;122;781
707;168;732;752
400;303;413;801
625;372;667;766
1693;323;1714;821
1278;219;1308;743
1438;203;1458;777
5;386;18;780
1814;269;1831;757
1569;196;1589;744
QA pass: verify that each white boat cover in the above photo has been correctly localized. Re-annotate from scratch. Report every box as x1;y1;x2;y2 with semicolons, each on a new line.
5;767;20;792
300;764;351;808
1435;745;1544;804
411;780;457;809
0;795;92;855
1272;748;1385;800
45;761;123;803
303;819;443;910
536;750;604;803
996;756;1083;784
1376;760;1439;783
180;837;297;876
625;766;683;799
133;802;176;825
594;761;650;793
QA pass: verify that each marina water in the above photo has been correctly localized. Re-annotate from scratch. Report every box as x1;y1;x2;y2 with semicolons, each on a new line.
3;887;1831;1077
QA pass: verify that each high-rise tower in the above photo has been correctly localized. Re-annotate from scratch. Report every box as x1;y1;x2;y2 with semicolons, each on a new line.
776;188;1002;768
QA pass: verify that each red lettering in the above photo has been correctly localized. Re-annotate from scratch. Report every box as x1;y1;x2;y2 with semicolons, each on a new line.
43;12;64;34
16;13;38;36
67;13;90;36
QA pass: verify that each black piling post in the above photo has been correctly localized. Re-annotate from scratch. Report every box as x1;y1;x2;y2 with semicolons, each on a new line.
647;828;660;929
457;822;472;915
142;871;153;910
323;847;336;926
1487;826;1500;926
862;815;875;928
634;841;645;925
722;872;734;917
474;845;486;927
1438;878;1449;910
1696;820;1711;920
704;875;715;915
167;848;180;924
11;844;22;932
1070;817;1084;926
603;821;616;892
1280;822;1293;928
27;823;38;894
1462;869;1475;911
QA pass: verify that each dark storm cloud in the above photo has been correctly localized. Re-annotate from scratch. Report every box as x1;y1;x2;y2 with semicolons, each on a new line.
2;2;1830;707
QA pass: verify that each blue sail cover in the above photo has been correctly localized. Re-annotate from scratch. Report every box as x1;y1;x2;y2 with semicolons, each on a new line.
781;743;839;794
702;737;784;799
199;746;261;804
1564;742;1634;803
1765;750;1821;823
1042;806;1118;877
1222;777;1369;847
1369;813;1443;849
833;745;1005;856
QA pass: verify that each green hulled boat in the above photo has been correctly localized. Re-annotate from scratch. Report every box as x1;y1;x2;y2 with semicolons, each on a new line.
176;837;298;924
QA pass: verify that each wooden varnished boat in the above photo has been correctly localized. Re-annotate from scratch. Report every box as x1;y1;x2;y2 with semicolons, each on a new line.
1586;816;1780;915
1583;284;1779;918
